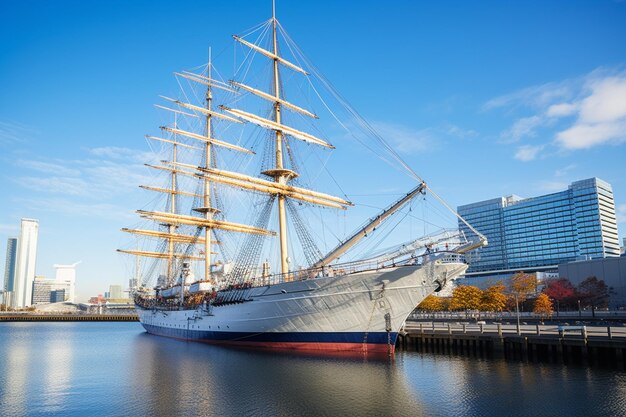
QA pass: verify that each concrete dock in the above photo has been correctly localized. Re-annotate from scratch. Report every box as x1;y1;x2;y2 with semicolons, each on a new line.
0;314;138;322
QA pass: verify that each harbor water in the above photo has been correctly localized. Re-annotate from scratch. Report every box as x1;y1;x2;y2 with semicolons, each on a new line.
1;322;625;417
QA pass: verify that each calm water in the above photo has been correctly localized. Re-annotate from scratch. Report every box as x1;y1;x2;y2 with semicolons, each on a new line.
0;322;625;417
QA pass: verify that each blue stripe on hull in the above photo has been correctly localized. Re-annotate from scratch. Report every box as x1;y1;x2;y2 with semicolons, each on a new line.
141;323;398;346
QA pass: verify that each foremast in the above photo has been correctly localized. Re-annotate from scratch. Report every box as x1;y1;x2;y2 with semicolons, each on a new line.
118;59;275;288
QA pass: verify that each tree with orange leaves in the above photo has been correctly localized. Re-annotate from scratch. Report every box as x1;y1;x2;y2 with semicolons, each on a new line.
533;293;553;318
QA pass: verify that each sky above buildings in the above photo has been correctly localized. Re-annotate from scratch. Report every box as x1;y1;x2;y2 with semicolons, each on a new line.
1;0;626;301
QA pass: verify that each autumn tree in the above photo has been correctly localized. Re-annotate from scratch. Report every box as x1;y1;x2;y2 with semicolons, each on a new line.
480;283;507;312
417;294;445;312
509;272;538;301
533;293;553;318
449;285;482;312
508;272;538;312
542;278;577;310
577;276;609;309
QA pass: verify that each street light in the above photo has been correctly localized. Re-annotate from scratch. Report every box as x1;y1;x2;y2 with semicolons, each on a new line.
578;299;581;318
515;294;521;335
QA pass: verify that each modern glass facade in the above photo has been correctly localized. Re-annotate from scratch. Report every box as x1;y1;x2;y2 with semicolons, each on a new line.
458;178;620;274
3;237;17;306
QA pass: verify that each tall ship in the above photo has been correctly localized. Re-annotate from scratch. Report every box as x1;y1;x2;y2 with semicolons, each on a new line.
119;3;486;354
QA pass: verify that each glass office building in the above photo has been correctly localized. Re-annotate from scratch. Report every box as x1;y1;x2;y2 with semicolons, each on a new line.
3;237;18;307
458;178;620;275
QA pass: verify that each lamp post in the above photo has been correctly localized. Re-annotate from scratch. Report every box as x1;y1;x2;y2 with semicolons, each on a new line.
578;299;581;318
515;294;521;335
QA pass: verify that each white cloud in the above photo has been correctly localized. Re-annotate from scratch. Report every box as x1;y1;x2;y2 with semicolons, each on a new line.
16;176;91;196
13;147;155;219
14;197;134;220
555;164;577;177
16;159;81;177
82;161;153;196
500;116;543;143
89;146;157;163
556;120;626;149
579;76;626;124
373;122;432;155
487;69;626;154
554;75;626;149
546;103;578;118
444;124;478;139
483;81;574;111
538;181;569;193
0;120;38;145
514;144;544;161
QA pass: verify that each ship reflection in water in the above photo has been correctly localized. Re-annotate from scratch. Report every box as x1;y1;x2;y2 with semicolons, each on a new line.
1;323;626;416
130;332;425;416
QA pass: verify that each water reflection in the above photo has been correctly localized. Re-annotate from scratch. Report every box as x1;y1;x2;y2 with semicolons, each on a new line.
130;334;425;416
1;323;625;417
42;328;73;413
1;326;30;416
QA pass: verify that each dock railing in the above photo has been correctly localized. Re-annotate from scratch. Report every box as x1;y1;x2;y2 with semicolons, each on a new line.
403;321;626;340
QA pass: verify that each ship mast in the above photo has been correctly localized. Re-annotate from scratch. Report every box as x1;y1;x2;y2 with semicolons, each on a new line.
225;2;352;278
168;115;179;282
201;49;214;283
118;65;276;284
271;3;289;277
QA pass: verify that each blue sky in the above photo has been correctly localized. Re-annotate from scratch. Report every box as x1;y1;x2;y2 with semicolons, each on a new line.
2;0;626;301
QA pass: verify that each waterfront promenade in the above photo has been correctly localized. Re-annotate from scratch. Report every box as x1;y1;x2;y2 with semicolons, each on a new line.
400;319;626;365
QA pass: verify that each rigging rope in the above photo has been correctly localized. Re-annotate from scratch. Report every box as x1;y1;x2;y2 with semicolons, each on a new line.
286;199;323;266
229;195;276;283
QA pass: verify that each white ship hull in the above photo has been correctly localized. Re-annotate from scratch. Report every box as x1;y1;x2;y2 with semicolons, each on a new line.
136;261;467;353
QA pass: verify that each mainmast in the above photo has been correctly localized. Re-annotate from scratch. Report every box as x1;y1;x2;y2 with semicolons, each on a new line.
167;116;179;281
271;5;290;277
226;3;352;278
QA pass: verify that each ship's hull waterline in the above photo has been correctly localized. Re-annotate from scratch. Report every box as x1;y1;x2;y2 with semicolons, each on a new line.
136;261;467;353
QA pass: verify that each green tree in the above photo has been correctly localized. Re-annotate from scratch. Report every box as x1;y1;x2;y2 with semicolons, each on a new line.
449;285;482;311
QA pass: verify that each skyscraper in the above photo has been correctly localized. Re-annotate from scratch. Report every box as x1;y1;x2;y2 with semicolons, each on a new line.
458;178;620;275
3;237;17;307
54;262;79;303
13;219;39;307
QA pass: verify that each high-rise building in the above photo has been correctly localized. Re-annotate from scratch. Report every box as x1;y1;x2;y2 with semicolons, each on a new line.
54;262;79;303
3;237;18;307
14;219;39;308
458;178;620;276
108;285;123;300
32;276;54;304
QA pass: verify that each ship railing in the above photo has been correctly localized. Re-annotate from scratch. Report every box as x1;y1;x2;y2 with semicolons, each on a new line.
135;251;467;308
254;251;466;287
